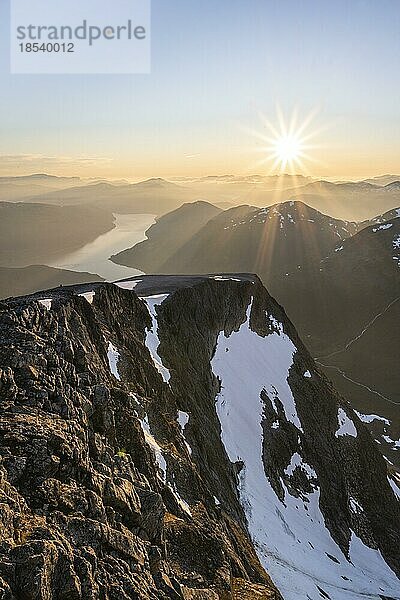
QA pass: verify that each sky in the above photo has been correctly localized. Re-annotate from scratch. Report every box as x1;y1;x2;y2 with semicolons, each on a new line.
0;0;399;180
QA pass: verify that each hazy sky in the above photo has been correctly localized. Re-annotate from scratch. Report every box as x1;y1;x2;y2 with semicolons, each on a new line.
0;0;399;179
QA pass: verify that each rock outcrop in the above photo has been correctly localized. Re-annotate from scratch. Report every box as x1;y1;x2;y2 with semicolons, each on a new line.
0;276;398;599
0;280;281;599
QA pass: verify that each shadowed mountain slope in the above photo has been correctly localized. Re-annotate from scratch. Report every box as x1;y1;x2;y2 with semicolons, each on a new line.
0;265;103;299
113;201;221;272
0;275;398;599
0;202;114;268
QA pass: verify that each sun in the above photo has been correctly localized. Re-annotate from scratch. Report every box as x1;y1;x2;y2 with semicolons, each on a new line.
273;134;304;169
246;107;322;175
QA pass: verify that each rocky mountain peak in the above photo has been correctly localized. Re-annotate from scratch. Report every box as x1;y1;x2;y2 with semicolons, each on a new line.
0;275;398;599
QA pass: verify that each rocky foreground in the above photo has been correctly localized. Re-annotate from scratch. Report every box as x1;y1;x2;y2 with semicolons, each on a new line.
0;275;398;599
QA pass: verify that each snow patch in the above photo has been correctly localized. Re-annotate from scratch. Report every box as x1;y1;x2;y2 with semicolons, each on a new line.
143;294;171;382
140;416;190;513
178;410;189;429
107;342;121;381
393;235;400;266
169;482;192;516
79;291;95;304
177;410;192;455
372;223;393;232
284;453;316;480
212;276;242;282
349;497;363;513
383;435;400;449
355;411;390;426
140;416;167;482
116;279;142;290
38;299;52;310
129;392;140;406
213;300;303;433
388;476;400;500
335;408;357;438
269;314;284;334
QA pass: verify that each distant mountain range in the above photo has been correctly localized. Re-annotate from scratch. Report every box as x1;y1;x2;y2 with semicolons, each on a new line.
1;173;399;220
362;174;400;186
287;180;400;221
0;174;84;201
1;176;197;215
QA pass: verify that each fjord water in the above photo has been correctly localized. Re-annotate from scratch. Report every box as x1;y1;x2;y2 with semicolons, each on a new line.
50;213;155;281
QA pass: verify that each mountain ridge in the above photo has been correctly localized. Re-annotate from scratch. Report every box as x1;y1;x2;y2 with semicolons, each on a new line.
0;265;103;300
2;173;399;220
112;200;361;298
0;275;398;599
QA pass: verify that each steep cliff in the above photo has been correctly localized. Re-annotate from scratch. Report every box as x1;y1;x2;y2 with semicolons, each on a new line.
0;276;398;599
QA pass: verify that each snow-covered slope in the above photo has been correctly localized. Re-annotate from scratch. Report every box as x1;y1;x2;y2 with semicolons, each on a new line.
220;201;358;240
142;294;171;382
118;275;399;598
211;297;399;599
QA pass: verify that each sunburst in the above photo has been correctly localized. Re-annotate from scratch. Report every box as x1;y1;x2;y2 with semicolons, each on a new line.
247;107;322;175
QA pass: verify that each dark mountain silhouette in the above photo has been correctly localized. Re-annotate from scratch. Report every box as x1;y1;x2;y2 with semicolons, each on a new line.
273;217;400;454
0;202;114;268
0;265;103;299
112;200;221;272
113;201;359;299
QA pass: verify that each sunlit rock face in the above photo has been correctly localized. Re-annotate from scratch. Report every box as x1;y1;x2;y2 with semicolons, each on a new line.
0;275;398;599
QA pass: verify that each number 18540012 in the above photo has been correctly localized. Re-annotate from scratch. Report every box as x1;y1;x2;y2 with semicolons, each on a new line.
19;42;74;53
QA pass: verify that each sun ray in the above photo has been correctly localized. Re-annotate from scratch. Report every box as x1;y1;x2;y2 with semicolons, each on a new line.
248;107;323;176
